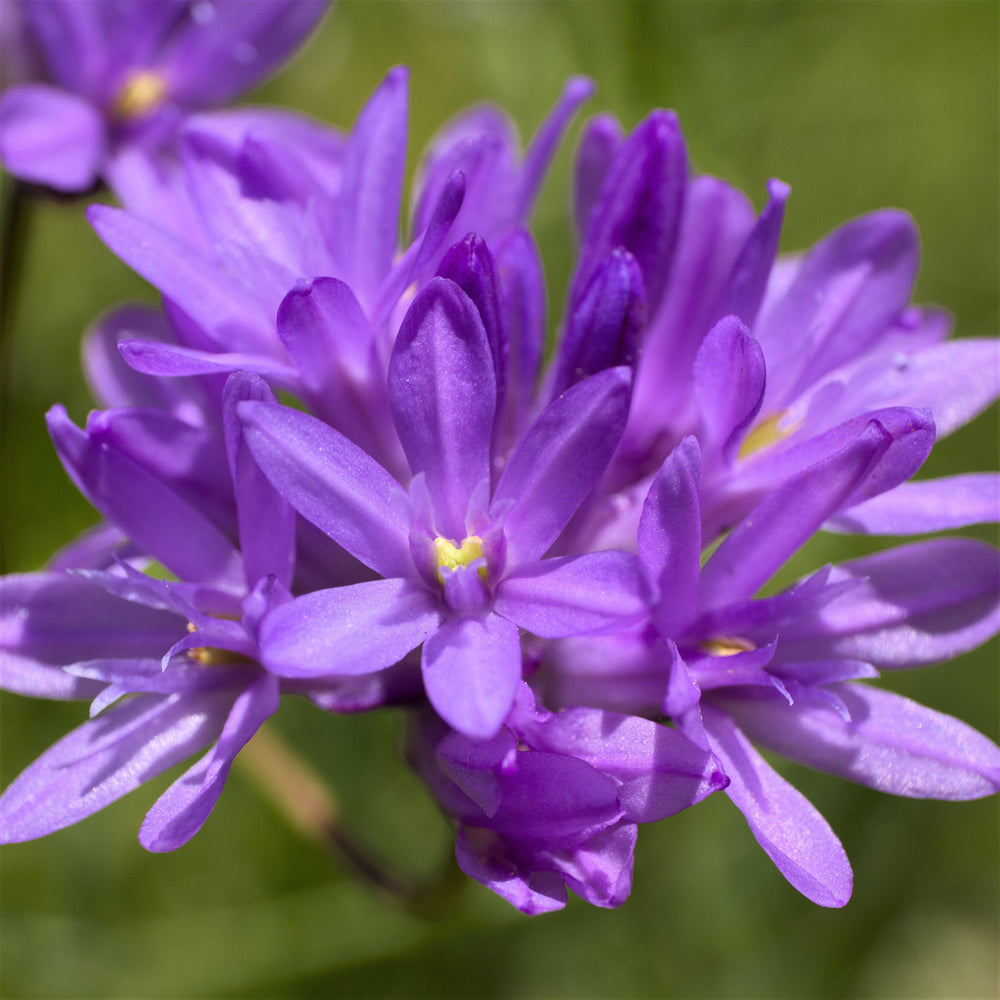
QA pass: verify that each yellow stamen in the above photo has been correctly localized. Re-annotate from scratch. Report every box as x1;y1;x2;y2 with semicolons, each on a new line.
433;535;485;583
738;411;798;459
700;637;756;657
113;69;168;120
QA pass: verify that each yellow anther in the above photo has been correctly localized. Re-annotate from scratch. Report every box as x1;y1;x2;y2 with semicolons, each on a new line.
113;69;168;120
738;410;798;460
434;534;485;583
700;637;756;657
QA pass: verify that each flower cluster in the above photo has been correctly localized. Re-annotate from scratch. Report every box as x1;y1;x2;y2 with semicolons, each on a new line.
2;21;999;916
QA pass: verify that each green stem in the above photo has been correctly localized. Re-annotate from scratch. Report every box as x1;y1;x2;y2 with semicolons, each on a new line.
237;723;464;916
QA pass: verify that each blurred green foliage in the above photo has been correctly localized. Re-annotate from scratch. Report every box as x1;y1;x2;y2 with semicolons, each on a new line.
1;2;997;997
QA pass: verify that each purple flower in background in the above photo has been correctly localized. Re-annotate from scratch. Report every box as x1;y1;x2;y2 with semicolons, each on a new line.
240;277;649;738
0;0;329;191
549;436;1000;906
406;685;726;913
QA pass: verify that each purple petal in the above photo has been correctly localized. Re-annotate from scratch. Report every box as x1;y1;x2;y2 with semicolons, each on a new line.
493;367;632;564
550;249;645;400
573;113;624;240
521;708;726;823
495;550;648;639
161;0;328;107
701;419;894;609
638;436;702;636
701;704;853;907
139;674;280;851
828;474;1000;534
726;683;1000;800
239;400;413;579
0;84;103;190
758;210;920;409
422;613;522;739
693;316;766;461
516;75;594;220
332;66;408;311
260;579;441;678
119;339;297;385
222;373;295;588
436;727;518;817
387;278;496;540
773;537;1000;667
544;821;636;909
572;110;687;315
0;690;233;843
47;406;242;584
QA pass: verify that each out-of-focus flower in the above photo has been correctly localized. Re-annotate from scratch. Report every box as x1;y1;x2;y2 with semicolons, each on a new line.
0;0;329;191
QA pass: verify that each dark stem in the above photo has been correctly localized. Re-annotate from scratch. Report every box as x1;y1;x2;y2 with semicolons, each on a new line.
237;723;464;916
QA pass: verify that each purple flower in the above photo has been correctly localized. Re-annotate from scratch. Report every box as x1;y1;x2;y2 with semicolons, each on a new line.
240;277;649;739
0;0;329;191
549;436;1000;906
406;685;726;913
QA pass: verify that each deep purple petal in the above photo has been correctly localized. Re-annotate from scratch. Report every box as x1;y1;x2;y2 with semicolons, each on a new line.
222;373;295;588
573;113;624;240
828;474;1000;534
493;367;632;565
693;316;766;461
701;704;853;907
496;551;648;639
700;419;895;609
638;436;702;636
726;683;1000;800
239;400;413;579
0;690;233;843
0;84;103;190
387;277;496;540
422;613;522;739
260;579;441;678
139;673;280;851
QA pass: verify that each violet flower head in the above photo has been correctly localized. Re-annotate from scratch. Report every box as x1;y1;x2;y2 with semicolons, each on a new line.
0;0;329;191
240;275;650;739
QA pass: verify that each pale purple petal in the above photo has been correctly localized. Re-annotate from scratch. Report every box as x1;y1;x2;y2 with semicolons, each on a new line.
139;674;280;851
544;821;636;909
637;436;701;636
239;400;413;579
573;113;624;239
260;579;441;678
0;84;103;190
493;367;632;565
422;613;522;739
119;339;297;385
701;704;853;907
726;684;1000;800
495;550;648;639
0;690;232;843
773;537;1000;667
828;474;1000;534
387;278;496;540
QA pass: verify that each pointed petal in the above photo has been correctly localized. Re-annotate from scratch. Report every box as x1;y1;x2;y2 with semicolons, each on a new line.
239;400;413;579
828;474;1000;534
118;339;297;384
422;613;522;739
496;550;648;638
638;436;702;636
573;113;624;240
494;367;632;564
259;579;440;678
139;674;280;851
387;277;496;540
727;683;1000;800
701;704;853;907
0;691;232;843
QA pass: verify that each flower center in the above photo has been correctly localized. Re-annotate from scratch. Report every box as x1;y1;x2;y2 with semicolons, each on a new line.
113;69;168;120
434;534;486;583
738;411;797;459
699;637;756;657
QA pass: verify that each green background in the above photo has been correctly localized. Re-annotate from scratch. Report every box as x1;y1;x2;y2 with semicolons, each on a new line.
1;1;998;997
